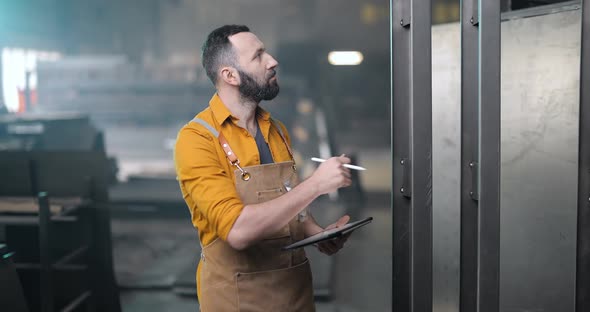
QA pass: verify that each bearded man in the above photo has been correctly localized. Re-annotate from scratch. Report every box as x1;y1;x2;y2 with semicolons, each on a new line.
174;25;353;312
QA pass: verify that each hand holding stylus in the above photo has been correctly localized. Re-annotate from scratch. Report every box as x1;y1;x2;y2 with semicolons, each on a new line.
311;157;366;171
308;155;353;195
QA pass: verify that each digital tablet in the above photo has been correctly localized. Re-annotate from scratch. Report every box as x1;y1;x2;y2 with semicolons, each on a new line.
282;217;373;251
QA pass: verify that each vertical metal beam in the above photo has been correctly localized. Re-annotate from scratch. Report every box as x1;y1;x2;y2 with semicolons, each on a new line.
577;1;590;311
0;46;5;113
392;0;412;309
460;0;480;310
392;0;432;311
89;181;122;312
500;0;511;12
24;71;32;113
477;0;501;311
38;192;54;312
410;0;433;311
461;0;501;311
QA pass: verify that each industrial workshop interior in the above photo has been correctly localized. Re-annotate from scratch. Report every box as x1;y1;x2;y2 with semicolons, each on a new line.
0;0;589;311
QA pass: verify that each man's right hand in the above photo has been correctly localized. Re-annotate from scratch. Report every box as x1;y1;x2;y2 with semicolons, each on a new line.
227;155;353;250
309;155;352;195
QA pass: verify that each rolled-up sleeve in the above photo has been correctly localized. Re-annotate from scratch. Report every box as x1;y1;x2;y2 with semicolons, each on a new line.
174;126;244;242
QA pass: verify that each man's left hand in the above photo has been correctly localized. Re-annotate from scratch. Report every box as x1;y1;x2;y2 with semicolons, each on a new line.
316;215;351;256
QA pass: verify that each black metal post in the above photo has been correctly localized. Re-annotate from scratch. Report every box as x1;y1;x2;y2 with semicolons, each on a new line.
391;0;432;311
38;192;54;312
577;1;590;311
477;1;501;311
460;0;501;311
460;0;480;310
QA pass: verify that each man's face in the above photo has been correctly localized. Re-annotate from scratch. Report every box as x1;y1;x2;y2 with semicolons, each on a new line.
237;67;279;102
229;32;280;102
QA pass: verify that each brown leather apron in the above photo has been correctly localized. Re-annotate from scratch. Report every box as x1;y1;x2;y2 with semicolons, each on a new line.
193;118;315;312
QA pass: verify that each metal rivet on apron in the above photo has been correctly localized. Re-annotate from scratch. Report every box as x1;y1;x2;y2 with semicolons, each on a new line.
223;143;228;147
228;151;232;155
241;172;251;181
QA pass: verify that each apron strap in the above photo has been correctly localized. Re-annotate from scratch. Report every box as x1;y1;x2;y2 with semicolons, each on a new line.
218;132;239;165
191;118;219;138
191;118;239;163
192;118;247;179
269;118;295;162
191;117;295;170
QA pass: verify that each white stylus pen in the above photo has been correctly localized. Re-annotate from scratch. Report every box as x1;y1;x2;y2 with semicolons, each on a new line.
311;157;367;171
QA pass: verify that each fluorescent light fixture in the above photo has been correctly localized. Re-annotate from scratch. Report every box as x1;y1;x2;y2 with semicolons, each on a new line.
328;51;363;66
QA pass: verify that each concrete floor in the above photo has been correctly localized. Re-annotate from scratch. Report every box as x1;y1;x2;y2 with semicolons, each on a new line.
120;290;357;312
112;191;391;312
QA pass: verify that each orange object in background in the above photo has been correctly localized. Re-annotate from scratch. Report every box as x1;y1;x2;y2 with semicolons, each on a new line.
17;88;37;113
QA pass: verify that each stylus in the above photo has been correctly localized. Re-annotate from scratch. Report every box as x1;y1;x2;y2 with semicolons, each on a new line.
311;157;367;171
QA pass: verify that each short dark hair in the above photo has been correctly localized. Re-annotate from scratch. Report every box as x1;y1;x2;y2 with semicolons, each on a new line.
202;25;250;85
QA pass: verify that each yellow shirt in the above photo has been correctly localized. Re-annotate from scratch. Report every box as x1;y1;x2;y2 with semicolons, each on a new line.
174;93;292;246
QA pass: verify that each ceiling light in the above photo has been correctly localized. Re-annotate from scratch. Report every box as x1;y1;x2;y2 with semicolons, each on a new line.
328;51;364;66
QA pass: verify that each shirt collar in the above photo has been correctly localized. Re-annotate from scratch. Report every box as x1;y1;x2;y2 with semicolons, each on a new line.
209;93;272;125
256;106;271;121
209;93;232;125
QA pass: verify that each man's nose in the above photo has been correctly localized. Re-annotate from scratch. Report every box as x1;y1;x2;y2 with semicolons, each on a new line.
267;55;279;69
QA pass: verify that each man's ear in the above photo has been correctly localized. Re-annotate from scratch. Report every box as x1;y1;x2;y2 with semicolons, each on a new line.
219;67;240;86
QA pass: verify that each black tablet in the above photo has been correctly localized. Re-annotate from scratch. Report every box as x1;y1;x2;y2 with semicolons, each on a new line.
282;217;373;251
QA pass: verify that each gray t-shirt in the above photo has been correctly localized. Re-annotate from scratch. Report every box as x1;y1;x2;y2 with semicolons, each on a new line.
255;121;274;164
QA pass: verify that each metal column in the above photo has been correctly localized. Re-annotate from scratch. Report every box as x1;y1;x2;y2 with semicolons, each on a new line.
391;0;432;311
577;1;590;311
38;192;53;312
477;1;501;311
460;0;480;310
460;0;501;311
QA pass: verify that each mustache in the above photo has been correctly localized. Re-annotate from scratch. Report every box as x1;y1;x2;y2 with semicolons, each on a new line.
267;70;277;79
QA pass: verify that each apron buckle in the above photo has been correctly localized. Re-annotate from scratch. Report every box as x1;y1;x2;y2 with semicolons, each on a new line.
232;160;251;181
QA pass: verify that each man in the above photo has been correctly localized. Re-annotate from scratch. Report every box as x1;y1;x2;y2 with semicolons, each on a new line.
174;25;353;311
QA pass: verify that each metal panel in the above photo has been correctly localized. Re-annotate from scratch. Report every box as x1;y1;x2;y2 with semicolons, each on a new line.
460;0;480;310
432;22;461;312
500;9;581;312
391;0;432;311
477;1;501;311
577;0;590;311
501;1;581;21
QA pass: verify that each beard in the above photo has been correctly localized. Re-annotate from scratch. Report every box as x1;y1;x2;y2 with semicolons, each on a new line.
238;69;280;103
